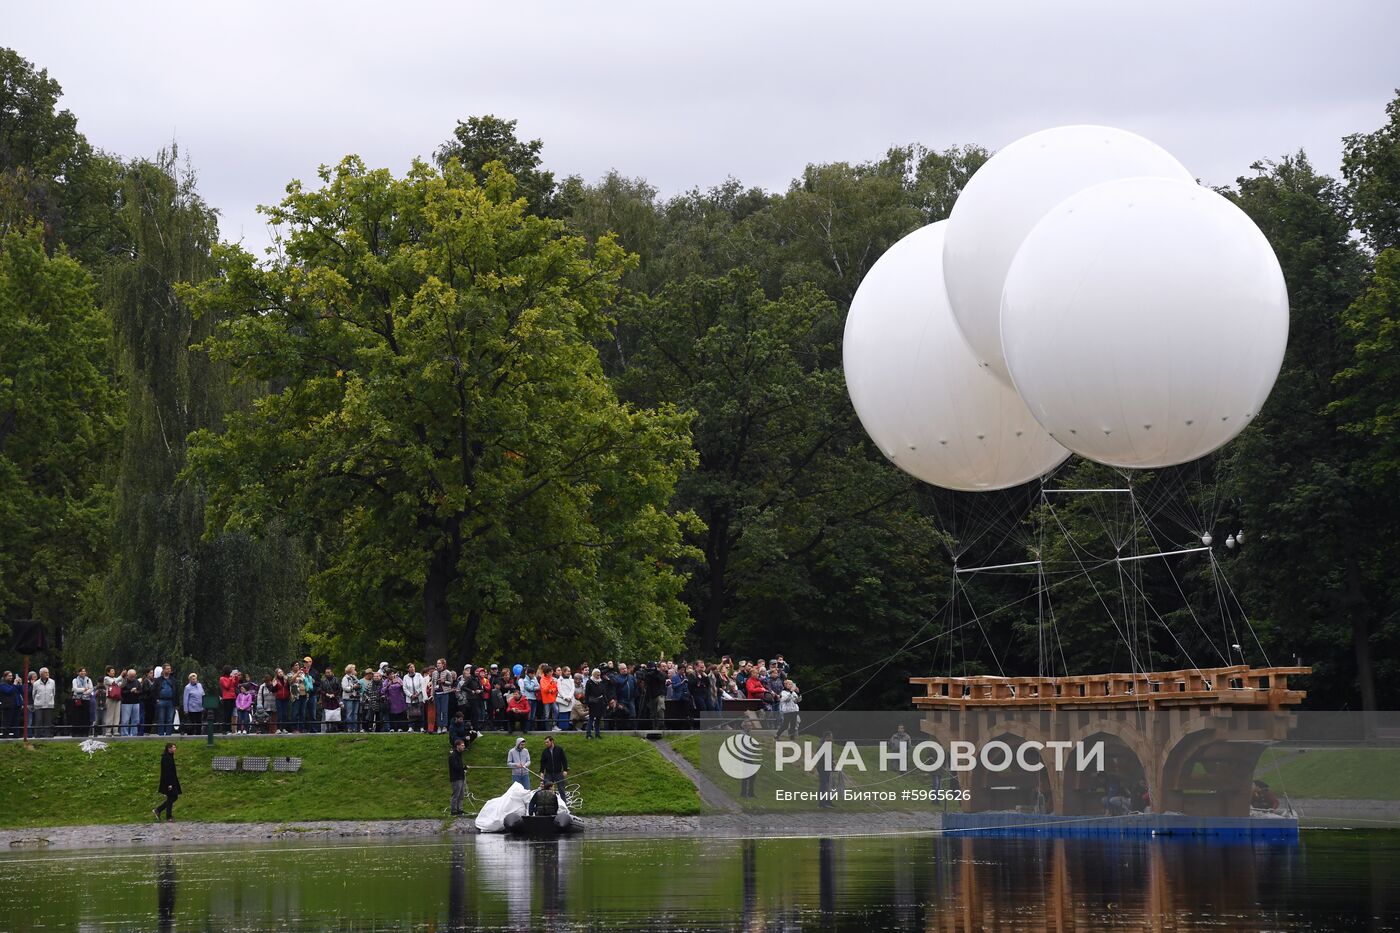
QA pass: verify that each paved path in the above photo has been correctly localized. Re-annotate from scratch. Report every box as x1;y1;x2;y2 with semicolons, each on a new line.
653;738;741;813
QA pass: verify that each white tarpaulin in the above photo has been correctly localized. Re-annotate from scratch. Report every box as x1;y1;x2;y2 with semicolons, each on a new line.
474;782;572;833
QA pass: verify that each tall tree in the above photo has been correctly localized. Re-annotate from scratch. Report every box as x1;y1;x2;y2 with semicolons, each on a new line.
434;115;560;217
0;225;118;650
1223;154;1383;708
616;269;949;696
0;47;119;268
1342;90;1400;253
72;151;306;674
186;157;698;662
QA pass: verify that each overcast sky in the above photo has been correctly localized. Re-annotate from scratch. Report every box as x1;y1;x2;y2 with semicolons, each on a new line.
9;1;1398;255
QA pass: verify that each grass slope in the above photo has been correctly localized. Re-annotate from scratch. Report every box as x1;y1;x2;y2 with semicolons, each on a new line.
0;732;700;828
1255;747;1400;800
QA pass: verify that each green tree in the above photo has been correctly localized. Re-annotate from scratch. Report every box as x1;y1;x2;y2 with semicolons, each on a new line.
1223;154;1388;708
616;270;948;688
434;115;560;217
1336;249;1400;480
0;226;118;647
186;156;698;663
1342;90;1400;253
0;47;120;268
69;151;307;675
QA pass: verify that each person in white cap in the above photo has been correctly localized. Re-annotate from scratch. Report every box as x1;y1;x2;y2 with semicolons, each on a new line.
507;737;532;790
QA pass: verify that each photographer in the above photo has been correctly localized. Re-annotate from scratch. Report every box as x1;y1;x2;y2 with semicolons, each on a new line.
447;710;477;749
643;662;666;729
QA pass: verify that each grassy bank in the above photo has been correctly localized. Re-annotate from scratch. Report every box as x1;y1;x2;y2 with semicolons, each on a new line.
1255;747;1400;800
0;732;700;828
672;734;1400;807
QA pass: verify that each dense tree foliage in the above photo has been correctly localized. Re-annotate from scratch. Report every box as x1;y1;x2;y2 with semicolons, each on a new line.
3;43;1398;709
71;152;307;676
0;226;117;653
184;158;697;664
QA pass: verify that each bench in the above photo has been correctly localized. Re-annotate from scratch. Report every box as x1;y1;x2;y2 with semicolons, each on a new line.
272;756;303;773
241;756;270;773
212;756;239;772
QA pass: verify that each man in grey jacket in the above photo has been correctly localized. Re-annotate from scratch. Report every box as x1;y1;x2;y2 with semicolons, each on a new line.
31;668;56;737
507;737;532;790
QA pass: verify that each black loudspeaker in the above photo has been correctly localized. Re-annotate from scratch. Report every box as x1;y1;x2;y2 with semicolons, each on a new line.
10;620;47;654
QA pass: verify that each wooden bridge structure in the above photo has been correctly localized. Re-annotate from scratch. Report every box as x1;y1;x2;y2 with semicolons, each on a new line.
911;665;1310;817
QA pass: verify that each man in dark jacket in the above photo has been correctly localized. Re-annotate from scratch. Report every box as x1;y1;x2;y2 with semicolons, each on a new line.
153;743;181;822
540;735;568;788
643;663;667;729
448;738;468;816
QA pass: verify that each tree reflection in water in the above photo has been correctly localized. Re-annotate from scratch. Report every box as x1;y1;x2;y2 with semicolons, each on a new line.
5;831;1399;930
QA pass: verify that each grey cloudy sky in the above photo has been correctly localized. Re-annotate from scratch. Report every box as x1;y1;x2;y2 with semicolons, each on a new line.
9;1;1398;254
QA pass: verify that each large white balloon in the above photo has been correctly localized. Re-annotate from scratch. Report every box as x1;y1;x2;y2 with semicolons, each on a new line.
943;125;1194;384
844;221;1070;491
1000;176;1288;469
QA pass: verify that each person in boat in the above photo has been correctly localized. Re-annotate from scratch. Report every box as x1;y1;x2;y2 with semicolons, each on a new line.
1102;775;1131;816
529;781;559;817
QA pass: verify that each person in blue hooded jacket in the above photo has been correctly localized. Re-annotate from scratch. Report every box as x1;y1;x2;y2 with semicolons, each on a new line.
0;671;23;738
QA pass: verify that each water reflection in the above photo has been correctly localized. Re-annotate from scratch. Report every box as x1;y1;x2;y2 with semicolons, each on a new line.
3;831;1399;931
155;854;175;933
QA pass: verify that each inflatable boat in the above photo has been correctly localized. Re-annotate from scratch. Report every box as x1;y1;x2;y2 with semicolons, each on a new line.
502;811;585;836
475;783;583;835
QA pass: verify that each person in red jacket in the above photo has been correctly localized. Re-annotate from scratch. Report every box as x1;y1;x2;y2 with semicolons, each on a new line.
218;667;238;734
505;690;531;734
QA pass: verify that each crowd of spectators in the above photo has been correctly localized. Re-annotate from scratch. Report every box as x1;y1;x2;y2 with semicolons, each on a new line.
0;654;802;739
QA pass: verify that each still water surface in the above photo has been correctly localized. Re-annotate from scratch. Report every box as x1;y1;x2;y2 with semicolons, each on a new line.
2;830;1398;931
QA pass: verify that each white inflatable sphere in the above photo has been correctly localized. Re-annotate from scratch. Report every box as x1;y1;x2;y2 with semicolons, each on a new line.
943;125;1194;384
843;221;1070;492
1000;176;1288;469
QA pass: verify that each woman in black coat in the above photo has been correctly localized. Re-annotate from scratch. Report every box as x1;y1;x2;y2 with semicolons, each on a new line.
583;669;607;739
153;743;181;822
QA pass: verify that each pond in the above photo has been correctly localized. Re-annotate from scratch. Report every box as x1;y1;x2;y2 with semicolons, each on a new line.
2;830;1399;930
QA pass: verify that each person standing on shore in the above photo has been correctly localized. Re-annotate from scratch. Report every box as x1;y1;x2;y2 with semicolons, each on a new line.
0;672;22;738
448;737;468;816
402;663;426;733
256;674;278;733
182;674;205;735
218;667;237;734
341;665;360;733
70;668;94;737
508;737;532;790
31;667;56;738
540;735;568;789
153;743;181;822
776;680;801;740
103;667;123;736
432;659;455;734
584;669;607;739
286;661;306;732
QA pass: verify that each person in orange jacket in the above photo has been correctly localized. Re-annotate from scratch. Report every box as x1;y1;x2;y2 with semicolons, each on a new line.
537;665;559;731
